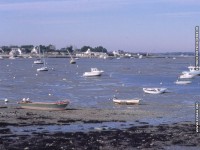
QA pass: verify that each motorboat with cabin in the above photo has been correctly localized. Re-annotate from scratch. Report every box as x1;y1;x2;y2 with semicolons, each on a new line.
83;68;104;77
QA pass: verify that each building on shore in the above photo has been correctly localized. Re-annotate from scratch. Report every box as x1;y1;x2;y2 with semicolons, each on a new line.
76;48;108;58
9;48;22;57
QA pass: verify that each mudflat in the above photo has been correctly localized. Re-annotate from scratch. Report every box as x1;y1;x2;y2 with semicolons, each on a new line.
0;105;199;150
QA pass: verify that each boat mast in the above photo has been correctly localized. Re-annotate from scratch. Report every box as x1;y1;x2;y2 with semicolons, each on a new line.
67;49;73;60
38;45;41;60
195;26;199;70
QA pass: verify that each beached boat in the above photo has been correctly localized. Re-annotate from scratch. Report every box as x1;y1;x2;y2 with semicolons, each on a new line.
175;80;192;85
143;88;167;94
83;68;104;77
18;99;70;110
113;98;140;105
179;72;196;79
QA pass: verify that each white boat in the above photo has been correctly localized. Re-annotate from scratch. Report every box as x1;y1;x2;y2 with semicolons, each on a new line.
83;68;104;77
70;58;76;64
37;52;48;71
175;80;192;85
179;72;196;79
113;98;140;105
143;88;167;94
187;66;200;75
37;66;48;72
34;46;43;64
67;49;76;64
34;59;43;64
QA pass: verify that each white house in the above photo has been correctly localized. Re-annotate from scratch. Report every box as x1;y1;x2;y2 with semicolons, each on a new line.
9;48;22;56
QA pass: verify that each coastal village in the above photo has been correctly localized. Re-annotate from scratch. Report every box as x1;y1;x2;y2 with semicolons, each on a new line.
0;45;150;59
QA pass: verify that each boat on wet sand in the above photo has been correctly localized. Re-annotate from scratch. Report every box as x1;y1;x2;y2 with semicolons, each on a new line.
18;99;70;110
113;98;140;105
143;88;167;94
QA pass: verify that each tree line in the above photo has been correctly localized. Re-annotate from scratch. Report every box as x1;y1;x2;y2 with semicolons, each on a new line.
0;45;108;53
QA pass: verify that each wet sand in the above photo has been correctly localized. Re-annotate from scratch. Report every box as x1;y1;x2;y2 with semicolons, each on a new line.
0;105;200;150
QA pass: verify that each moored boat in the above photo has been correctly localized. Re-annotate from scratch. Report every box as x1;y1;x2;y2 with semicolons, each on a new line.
179;72;196;79
83;68;104;77
113;98;140;105
18;99;70;110
37;66;48;71
34;59;43;64
34;46;44;64
187;66;200;75
70;58;76;64
143;88;167;94
175;80;192;85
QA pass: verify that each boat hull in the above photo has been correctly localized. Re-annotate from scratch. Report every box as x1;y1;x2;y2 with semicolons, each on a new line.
34;60;43;64
113;99;140;105
175;81;191;85
18;101;69;110
83;72;101;77
143;88;167;94
37;67;48;71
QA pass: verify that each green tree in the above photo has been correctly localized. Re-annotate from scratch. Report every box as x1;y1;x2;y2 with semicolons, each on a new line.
80;46;93;52
93;46;107;53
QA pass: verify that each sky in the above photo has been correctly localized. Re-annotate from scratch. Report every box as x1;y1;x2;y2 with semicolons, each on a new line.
0;0;200;52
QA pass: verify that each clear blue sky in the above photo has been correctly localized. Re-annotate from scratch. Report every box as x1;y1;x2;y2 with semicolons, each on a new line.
0;0;200;52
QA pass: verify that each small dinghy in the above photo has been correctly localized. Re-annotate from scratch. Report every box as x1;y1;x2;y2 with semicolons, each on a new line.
113;98;140;105
143;88;167;94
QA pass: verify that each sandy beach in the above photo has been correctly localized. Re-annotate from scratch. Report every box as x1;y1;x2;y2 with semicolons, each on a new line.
0;105;200;150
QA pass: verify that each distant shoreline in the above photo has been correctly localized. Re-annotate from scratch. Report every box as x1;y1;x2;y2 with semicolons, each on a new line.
0;53;194;59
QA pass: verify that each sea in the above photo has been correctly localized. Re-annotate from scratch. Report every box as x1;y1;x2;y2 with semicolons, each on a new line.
0;56;200;132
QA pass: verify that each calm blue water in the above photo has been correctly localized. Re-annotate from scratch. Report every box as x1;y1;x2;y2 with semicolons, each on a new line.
0;57;200;125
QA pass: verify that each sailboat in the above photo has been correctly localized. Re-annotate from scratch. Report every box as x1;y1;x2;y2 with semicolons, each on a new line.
37;51;48;72
67;49;76;64
34;46;43;64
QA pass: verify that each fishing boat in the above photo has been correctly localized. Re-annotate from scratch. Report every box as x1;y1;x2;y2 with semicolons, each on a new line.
143;88;167;94
113;98;140;105
83;68;104;77
18;99;70;110
175;80;192;85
